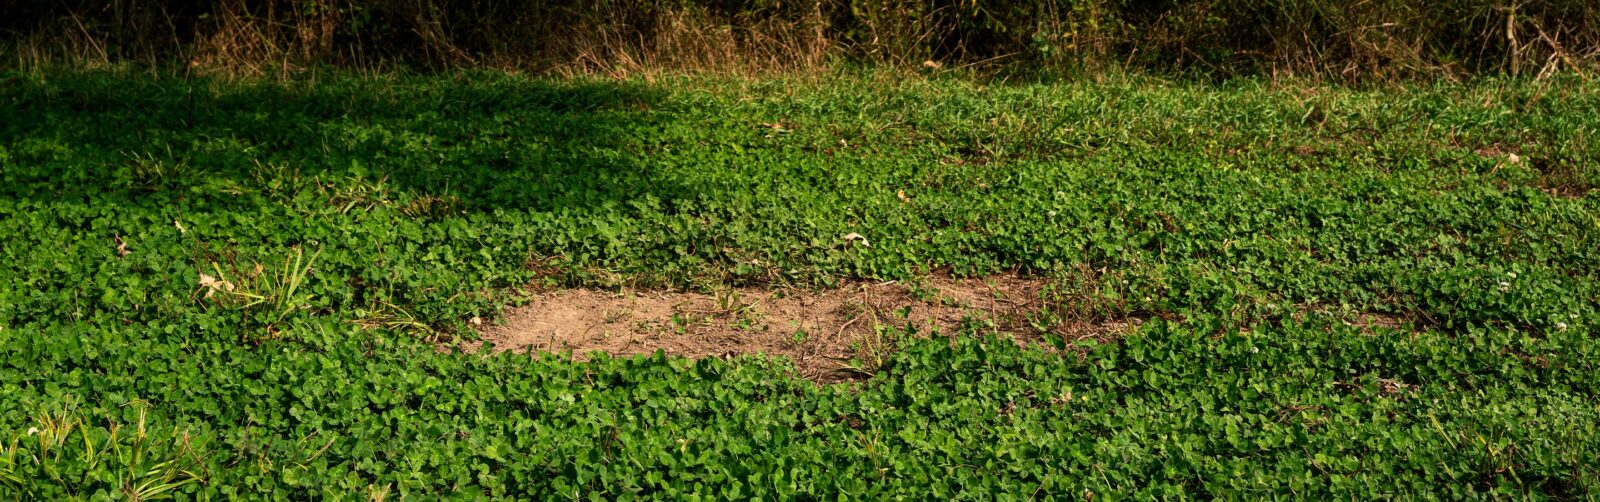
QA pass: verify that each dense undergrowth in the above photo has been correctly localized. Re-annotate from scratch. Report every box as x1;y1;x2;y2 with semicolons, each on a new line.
7;0;1600;80
1;70;1598;497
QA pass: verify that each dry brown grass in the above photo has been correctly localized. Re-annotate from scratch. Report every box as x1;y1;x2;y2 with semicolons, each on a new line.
2;1;1596;80
538;4;834;79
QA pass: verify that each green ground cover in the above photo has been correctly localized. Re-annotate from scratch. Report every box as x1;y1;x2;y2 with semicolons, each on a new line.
1;71;1598;498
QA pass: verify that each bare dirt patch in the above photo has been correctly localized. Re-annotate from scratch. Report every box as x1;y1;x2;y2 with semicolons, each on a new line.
1344;312;1404;333
473;274;1137;381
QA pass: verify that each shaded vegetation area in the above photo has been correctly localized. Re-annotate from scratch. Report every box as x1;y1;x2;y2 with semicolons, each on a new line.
0;71;1598;496
3;0;1598;79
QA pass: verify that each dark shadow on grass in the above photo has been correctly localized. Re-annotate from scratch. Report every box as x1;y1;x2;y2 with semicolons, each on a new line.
0;70;681;214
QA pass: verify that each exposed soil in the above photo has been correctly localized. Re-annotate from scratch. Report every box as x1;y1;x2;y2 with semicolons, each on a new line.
1345;312;1404;333
473;274;1139;382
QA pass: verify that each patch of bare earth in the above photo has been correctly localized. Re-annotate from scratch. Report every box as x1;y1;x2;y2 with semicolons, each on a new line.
472;274;1138;382
1344;312;1404;333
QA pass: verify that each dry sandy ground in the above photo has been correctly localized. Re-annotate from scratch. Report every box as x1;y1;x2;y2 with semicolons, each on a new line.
473;274;1138;382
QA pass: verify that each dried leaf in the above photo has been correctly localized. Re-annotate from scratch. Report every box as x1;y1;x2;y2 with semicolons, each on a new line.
199;273;218;298
198;272;235;299
842;232;870;248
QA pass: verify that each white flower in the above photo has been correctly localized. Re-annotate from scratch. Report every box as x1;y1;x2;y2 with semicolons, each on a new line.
1498;281;1511;292
1507;272;1518;279
1250;346;1260;354
1557;322;1569;332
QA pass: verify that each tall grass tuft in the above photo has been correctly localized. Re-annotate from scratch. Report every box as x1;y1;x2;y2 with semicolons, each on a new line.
0;400;211;500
